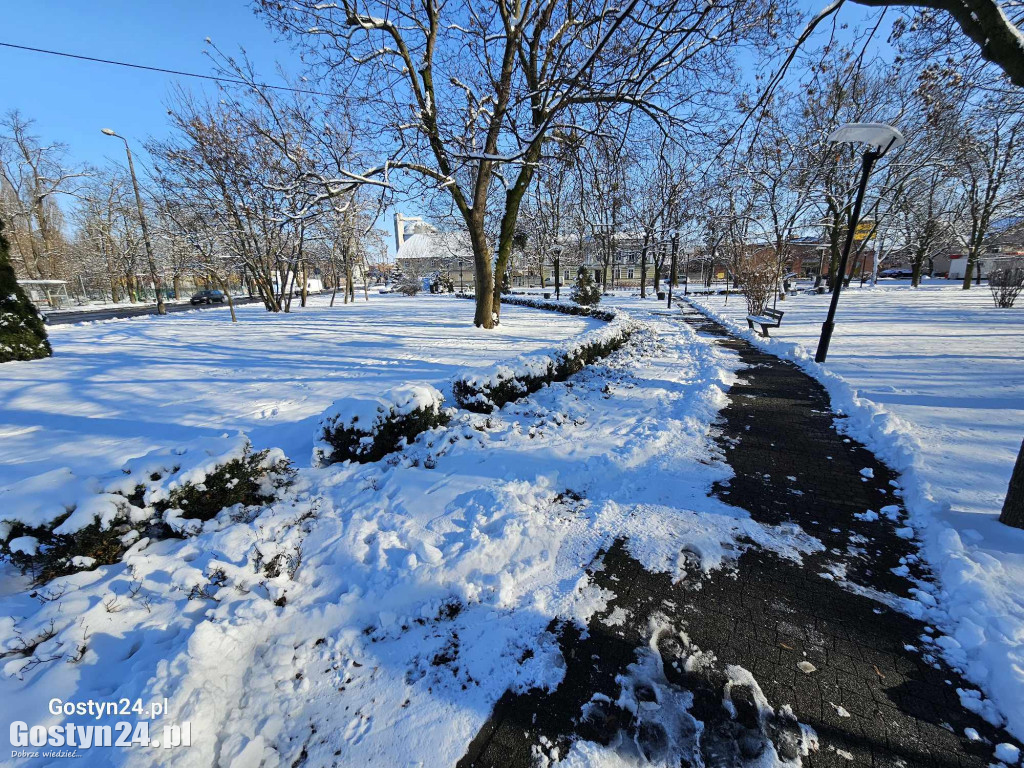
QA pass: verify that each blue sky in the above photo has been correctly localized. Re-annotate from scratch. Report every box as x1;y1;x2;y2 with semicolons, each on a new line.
0;1;291;171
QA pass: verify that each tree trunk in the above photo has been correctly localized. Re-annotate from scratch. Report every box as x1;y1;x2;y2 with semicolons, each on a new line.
345;254;354;303
214;273;237;322
640;248;648;298
300;259;309;308
911;257;924;288
1000;439;1024;529
468;219;495;328
962;246;981;289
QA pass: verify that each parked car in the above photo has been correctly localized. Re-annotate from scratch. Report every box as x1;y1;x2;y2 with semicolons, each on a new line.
878;268;914;279
190;289;226;305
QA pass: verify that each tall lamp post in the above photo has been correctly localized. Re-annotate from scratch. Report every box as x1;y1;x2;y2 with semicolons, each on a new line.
814;123;904;363
666;230;680;308
102;128;165;315
551;245;563;300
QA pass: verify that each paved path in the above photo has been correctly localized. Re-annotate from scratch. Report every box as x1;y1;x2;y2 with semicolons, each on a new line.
43;296;262;325
459;307;1021;767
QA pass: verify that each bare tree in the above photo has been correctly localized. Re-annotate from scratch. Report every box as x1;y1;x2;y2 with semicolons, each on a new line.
258;0;786;328
950;97;1023;288
0;111;88;281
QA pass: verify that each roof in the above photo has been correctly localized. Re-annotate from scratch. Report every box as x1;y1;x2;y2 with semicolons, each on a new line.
395;232;472;261
990;216;1023;233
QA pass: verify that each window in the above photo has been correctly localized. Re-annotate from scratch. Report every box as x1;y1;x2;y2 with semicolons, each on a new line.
627;269;634;279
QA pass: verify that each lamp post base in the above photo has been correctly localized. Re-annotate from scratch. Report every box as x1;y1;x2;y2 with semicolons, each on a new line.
815;320;834;363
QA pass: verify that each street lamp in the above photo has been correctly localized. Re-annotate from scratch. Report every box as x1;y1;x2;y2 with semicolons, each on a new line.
550;246;563;300
102;128;166;315
814;123;904;363
666;230;680;308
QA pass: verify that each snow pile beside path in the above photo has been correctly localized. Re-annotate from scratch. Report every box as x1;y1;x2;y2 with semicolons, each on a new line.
687;296;1024;740
616;503;824;582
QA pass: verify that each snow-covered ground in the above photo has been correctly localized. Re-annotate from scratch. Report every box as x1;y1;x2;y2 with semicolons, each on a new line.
4;287;1023;765
0;294;600;487
688;284;1024;739
0;303;832;767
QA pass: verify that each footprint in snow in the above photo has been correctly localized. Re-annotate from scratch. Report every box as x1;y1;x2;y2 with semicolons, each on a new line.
344;712;372;745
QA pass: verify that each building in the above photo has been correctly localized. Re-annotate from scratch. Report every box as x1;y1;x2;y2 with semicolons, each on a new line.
395;231;476;289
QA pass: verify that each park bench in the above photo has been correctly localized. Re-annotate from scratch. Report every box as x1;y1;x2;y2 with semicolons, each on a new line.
746;308;784;337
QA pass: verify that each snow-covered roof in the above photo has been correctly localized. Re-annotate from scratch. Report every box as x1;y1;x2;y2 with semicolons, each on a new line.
395;231;472;262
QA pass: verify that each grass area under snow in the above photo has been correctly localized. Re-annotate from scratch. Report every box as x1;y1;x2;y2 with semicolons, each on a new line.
0;294;601;487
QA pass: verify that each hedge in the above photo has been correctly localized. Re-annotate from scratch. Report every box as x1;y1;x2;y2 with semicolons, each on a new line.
314;384;450;466
1;435;294;584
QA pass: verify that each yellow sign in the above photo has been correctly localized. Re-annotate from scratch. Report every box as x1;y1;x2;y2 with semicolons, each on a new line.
853;220;874;242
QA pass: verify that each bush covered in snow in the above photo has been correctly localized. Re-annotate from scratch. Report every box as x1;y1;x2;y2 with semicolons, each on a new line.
570;266;602;306
453;313;635;413
314;384;450;466
0;435;295;583
114;439;295;523
497;294;616;321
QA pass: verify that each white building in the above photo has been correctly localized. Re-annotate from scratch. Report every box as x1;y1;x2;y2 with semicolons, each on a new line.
947;253;1024;280
395;231;475;288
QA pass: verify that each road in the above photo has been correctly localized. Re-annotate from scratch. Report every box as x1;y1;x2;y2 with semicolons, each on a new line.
43;296;263;325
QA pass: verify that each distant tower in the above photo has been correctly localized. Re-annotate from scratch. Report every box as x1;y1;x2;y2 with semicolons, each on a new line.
395;213;431;252
394;212;406;252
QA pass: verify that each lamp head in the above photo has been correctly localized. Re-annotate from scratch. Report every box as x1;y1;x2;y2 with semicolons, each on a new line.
828;123;905;153
101;128;117;136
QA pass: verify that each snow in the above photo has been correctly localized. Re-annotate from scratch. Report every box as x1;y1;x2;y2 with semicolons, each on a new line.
0;294;600;487
688;284;1024;739
5;282;1022;762
313;383;446;465
997;742;1021;765
0;299;829;766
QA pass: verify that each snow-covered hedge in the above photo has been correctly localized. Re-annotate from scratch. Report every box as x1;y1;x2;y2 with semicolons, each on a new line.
314;384;450;466
458;292;617;321
0;435;294;583
453;311;635;413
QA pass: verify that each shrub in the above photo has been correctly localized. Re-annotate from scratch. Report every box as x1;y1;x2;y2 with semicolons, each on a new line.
453;318;635;413
147;447;294;522
314;384;450;466
570;267;602;306
735;249;780;316
989;266;1024;308
0;218;52;363
0;435;295;584
495;294;616;321
1;496;140;584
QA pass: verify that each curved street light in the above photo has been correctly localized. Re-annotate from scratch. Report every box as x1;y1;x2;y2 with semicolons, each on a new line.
814;123;904;363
